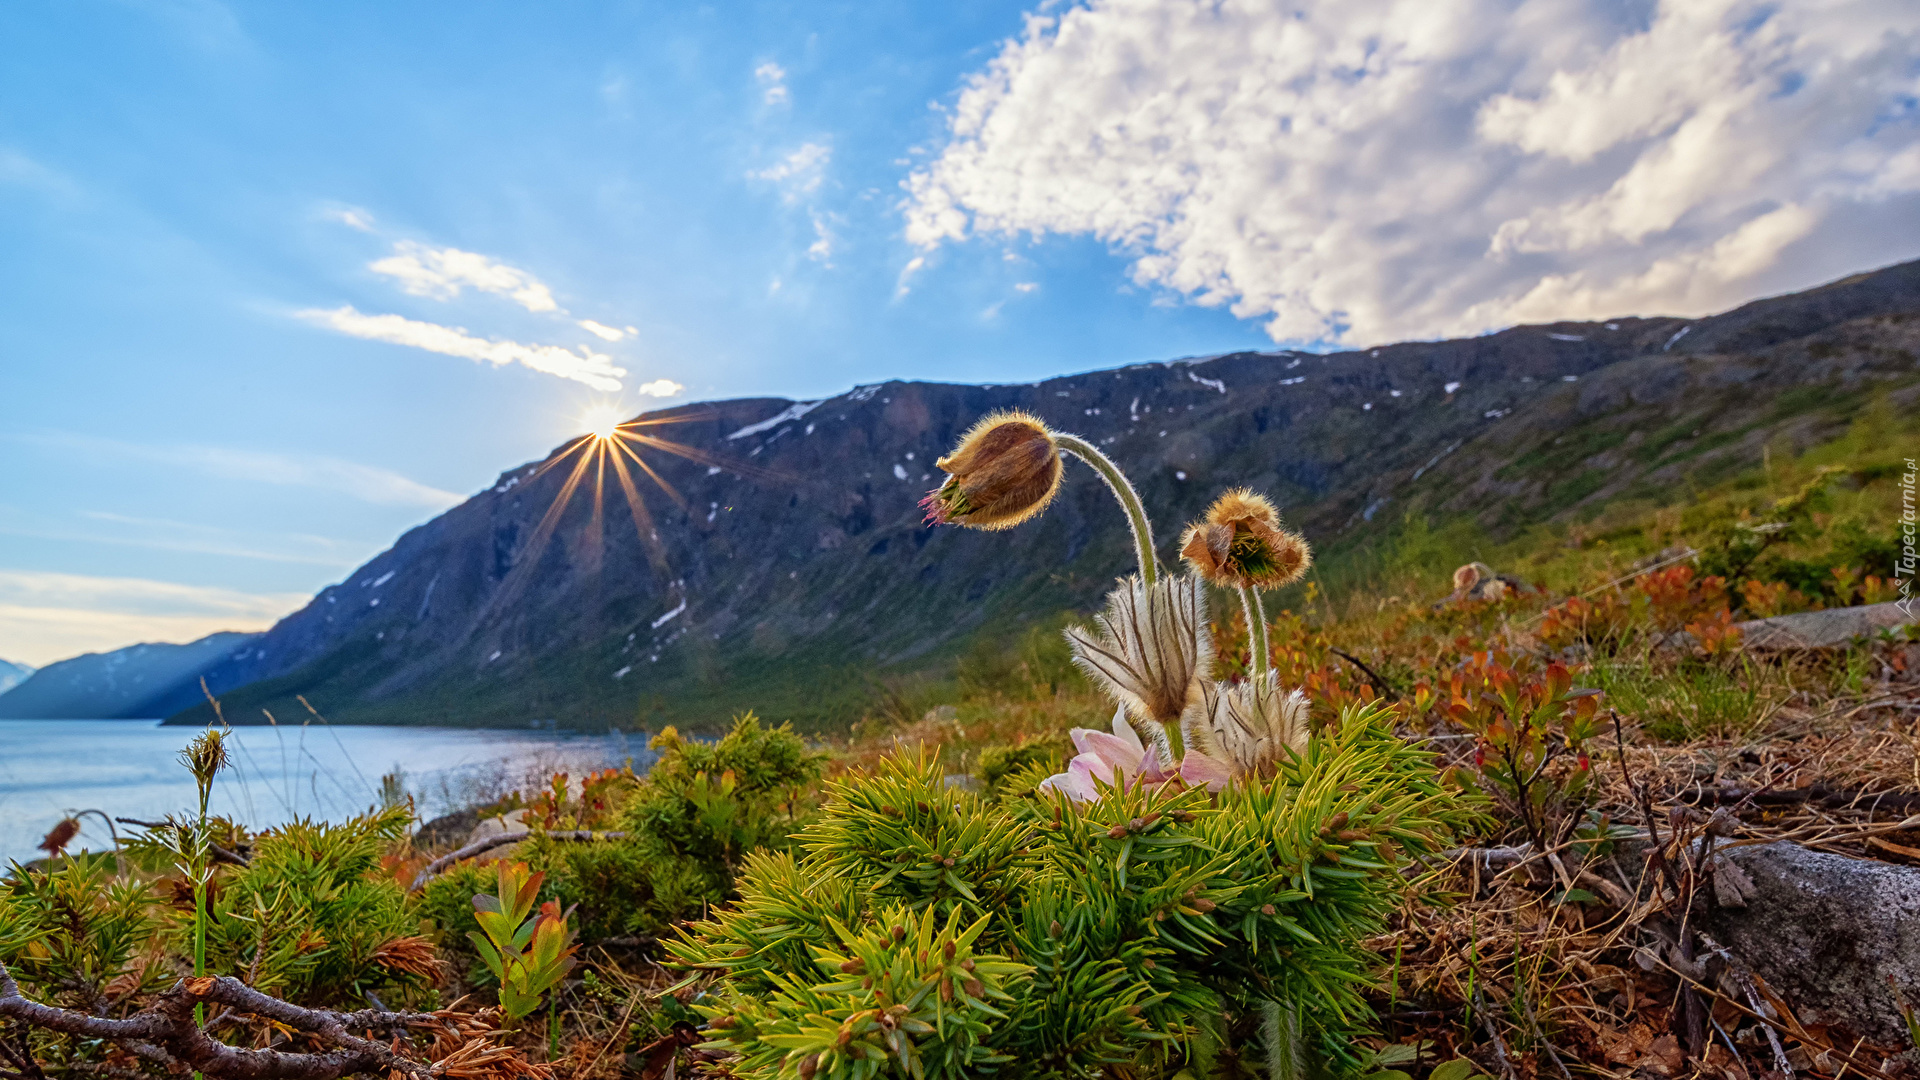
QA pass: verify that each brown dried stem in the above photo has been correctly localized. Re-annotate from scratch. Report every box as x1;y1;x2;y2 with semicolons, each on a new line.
407;831;627;891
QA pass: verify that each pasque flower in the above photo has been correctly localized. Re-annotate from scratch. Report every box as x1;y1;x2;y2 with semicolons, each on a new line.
1179;488;1310;590
1038;706;1177;801
1179;674;1310;788
1064;574;1213;731
921;411;1063;530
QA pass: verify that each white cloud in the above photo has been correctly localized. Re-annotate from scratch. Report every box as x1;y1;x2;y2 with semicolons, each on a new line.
635;379;685;398
905;0;1920;345
577;319;627;342
1013;281;1038;293
299;305;626;392
369;241;560;313
0;570;308;666
751;142;831;201
756;61;790;105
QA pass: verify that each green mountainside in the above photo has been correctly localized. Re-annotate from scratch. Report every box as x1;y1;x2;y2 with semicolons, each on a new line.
166;259;1920;732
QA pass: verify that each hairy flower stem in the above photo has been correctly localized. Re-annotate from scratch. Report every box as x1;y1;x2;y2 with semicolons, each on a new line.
1239;586;1270;679
1263;998;1306;1080
193;765;212;1080
1054;434;1157;586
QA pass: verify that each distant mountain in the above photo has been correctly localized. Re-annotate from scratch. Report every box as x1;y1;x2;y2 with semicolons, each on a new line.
165;259;1920;732
0;633;258;719
0;659;34;695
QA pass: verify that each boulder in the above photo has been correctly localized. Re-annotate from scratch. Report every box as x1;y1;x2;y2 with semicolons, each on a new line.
1737;601;1917;649
1705;840;1920;1045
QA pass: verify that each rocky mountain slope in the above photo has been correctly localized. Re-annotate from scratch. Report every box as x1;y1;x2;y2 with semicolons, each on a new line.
0;659;34;696
167;259;1920;731
0;633;257;719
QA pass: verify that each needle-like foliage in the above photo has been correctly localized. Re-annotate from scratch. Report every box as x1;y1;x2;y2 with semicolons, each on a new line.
670;703;1475;1078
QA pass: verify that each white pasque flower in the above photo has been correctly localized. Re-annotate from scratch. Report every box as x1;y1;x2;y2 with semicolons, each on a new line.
1064;573;1213;732
1179;673;1310;789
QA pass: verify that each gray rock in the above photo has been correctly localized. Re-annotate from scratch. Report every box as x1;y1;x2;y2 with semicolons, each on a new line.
1705;840;1920;1045
1736;601;1917;649
460;808;530;866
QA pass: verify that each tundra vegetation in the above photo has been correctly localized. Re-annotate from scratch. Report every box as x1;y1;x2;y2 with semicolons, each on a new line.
2;401;1917;1080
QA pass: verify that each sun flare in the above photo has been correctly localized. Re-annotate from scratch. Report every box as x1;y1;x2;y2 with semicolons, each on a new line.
581;404;625;440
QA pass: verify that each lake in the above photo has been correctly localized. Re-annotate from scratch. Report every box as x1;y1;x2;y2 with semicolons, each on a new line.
0;719;651;864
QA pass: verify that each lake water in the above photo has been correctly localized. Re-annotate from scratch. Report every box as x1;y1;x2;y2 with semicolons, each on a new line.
0;719;651;864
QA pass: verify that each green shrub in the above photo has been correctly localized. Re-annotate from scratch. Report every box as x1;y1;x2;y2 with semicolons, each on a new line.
669;704;1474;1079
620;712;825;901
975;741;1061;799
199;805;427;1006
425;712;825;964
0;854;165;1010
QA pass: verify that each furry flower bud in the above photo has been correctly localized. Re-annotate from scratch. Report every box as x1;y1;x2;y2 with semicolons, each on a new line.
1179;488;1311;589
923;411;1063;530
180;728;230;791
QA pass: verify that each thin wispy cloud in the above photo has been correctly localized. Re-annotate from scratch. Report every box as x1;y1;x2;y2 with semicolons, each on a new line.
894;254;927;299
324;205;377;232
298;305;627;392
755;61;790;105
0;569;307;666
0;509;358;568
14;432;465;510
905;0;1920;345
370;240;560;313
808;213;836;264
0;147;73;196
752;142;831;201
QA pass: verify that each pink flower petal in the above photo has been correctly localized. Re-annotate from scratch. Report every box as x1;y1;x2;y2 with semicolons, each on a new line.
1077;730;1144;774
1039;768;1100;802
1179;750;1234;791
1107;707;1144;756
1137;742;1173;784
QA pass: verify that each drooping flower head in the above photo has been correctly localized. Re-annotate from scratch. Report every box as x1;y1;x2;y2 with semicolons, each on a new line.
1064;574;1213;731
922;410;1063;530
38;817;80;857
1179;674;1310;789
1037;706;1178;801
1179;488;1311;590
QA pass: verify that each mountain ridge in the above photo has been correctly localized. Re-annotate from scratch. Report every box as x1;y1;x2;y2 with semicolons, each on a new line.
0;633;258;719
0;658;34;696
165;258;1920;731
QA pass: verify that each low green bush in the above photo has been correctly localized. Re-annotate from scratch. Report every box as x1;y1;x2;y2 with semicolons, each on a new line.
669;704;1475;1079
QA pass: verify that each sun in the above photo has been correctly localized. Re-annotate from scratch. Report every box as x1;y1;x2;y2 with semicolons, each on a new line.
581;404;624;440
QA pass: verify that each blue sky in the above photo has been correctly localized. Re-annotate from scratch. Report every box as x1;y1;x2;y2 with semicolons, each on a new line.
2;0;1916;665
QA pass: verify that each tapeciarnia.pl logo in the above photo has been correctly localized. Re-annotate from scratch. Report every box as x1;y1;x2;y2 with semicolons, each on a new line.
1900;457;1916;618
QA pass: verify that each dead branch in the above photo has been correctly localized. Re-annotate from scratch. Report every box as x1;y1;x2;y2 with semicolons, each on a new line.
1674;782;1920;816
408;830;627;891
0;959;444;1080
1329;648;1399;701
